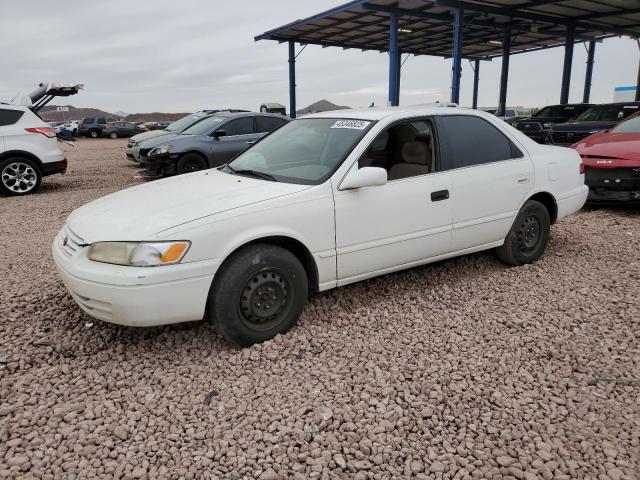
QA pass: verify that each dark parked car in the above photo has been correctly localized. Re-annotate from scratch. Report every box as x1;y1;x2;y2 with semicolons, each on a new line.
78;116;117;138
513;103;594;143
102;121;146;139
138;112;290;176
548;102;640;146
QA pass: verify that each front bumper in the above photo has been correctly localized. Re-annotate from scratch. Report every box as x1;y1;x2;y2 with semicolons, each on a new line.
52;227;220;327
140;154;177;175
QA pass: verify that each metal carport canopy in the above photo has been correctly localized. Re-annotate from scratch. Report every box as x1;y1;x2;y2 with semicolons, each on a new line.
256;0;640;116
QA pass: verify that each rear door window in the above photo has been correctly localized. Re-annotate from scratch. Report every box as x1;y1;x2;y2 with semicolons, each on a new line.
256;116;288;133
97;118;107;124
437;115;522;169
83;118;95;124
0;109;25;126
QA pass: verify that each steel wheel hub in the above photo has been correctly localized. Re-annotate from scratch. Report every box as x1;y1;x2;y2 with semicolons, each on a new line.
240;271;288;329
517;215;540;253
2;162;37;193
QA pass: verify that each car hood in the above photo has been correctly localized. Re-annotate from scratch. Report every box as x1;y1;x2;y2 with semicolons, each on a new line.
573;132;640;162
137;133;190;149
552;121;614;132
66;170;310;243
130;129;173;143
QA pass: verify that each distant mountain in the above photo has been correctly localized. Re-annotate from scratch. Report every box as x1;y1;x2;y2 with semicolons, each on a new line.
37;105;191;123
123;112;190;122
39;105;120;121
297;99;350;116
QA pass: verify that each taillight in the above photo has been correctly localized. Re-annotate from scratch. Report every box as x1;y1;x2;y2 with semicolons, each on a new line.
25;127;56;138
579;162;585;174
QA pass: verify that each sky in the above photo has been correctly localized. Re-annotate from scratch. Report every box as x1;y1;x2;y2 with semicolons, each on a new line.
1;1;638;114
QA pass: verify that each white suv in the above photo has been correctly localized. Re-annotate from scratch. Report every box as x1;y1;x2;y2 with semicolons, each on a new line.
0;104;67;196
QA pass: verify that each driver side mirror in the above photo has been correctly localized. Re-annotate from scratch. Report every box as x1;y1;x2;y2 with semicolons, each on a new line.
212;130;227;139
340;167;387;190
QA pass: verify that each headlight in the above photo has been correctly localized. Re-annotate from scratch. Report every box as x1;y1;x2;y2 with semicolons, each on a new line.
87;241;190;267
149;145;173;156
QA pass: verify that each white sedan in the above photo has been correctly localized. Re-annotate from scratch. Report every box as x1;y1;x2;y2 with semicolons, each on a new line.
53;106;587;346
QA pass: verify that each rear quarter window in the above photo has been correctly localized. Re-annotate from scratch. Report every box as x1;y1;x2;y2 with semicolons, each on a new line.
437;115;522;170
0;109;25;126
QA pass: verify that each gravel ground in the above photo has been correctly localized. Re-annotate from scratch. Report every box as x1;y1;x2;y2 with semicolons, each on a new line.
1;139;639;480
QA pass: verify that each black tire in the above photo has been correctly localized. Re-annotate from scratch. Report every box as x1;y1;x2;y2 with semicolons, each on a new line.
109;131;118;139
208;244;308;347
496;200;550;266
0;157;42;196
176;153;208;175
89;129;99;139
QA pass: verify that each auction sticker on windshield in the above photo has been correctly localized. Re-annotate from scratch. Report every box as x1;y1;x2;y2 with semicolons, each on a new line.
331;120;371;130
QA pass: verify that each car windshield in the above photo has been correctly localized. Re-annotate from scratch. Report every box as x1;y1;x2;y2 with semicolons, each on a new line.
166;113;212;132
180;115;226;135
576;104;640;122
227;118;374;185
534;105;578;119
611;114;640;133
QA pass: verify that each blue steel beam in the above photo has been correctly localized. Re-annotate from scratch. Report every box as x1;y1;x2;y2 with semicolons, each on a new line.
472;59;480;109
288;41;296;119
583;40;596;103
388;11;399;106
451;7;464;104
497;24;512;117
560;24;575;104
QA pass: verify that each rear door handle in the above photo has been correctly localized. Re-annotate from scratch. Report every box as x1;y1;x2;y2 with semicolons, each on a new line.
517;177;529;184
246;140;256;145
430;189;449;202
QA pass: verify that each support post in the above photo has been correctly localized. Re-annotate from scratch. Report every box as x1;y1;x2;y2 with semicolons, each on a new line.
388;11;399;106
397;50;402;105
582;40;595;103
560;24;575;104
636;56;640;102
451;7;464;104
472;59;480;109
497;24;511;117
288;41;296;119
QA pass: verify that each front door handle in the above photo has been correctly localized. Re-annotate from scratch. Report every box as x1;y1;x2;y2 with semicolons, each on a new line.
246;140;256;145
517;177;529;184
431;189;449;202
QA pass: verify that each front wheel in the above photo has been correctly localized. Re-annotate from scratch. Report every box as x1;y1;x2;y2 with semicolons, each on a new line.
109;131;118;139
89;129;99;139
496;200;550;266
208;244;308;347
0;157;42;196
176;153;208;175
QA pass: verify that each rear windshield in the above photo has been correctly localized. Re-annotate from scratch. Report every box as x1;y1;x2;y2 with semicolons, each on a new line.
576;104;640;122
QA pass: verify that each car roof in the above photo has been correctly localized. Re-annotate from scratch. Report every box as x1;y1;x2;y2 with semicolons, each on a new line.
214;111;290;120
302;105;488;121
0;103;29;111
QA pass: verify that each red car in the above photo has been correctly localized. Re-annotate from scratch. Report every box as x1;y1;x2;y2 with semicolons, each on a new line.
571;113;640;203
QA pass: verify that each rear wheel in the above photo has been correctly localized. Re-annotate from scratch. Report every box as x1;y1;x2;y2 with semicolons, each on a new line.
496;200;550;266
0;157;42;196
208;244;308;347
89;129;99;139
176;153;208;175
109;131;118;139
